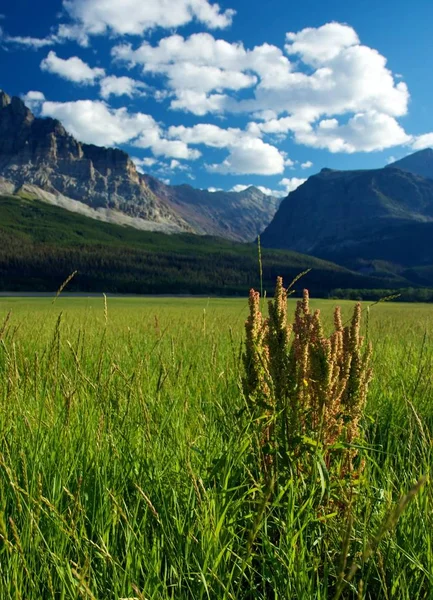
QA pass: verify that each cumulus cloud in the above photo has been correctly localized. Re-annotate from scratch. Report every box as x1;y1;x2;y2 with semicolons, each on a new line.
63;0;235;36
169;123;244;148
55;23;90;46
169;123;285;175
41;100;151;145
285;22;359;64
135;136;201;160
132;156;158;173
7;13;427;182
40;99;200;160
41;51;105;84
230;184;251;193
295;111;411;153
21;90;46;112
170;90;228;116
99;75;147;99
113;33;291;110
411;134;433;151
230;184;277;196
113;23;411;154
279;177;307;194
207;138;285;175
229;180;305;197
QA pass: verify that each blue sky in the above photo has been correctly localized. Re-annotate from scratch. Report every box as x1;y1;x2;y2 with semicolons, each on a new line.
1;0;433;196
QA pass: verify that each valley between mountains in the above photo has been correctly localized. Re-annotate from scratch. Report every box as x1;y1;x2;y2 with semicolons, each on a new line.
1;89;433;296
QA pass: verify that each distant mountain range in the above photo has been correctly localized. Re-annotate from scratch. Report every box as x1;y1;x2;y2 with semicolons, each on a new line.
261;149;433;284
0;90;279;242
1;191;395;296
2;87;433;294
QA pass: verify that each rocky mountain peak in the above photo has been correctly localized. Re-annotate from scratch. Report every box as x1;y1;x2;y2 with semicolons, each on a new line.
0;88;280;240
0;90;12;108
261;156;433;271
0;91;33;123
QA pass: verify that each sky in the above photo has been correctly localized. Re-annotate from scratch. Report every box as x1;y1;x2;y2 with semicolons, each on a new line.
1;0;433;197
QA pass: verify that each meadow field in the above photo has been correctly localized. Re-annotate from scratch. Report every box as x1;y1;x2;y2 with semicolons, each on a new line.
0;294;432;599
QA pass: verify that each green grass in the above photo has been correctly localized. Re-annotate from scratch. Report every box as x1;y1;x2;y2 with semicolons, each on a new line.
0;295;432;599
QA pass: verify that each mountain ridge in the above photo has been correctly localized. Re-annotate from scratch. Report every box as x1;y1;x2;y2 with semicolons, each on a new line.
261;151;433;277
0;89;279;241
1;191;398;296
386;149;433;180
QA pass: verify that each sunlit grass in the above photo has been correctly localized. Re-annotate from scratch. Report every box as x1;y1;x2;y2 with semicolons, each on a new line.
0;295;432;599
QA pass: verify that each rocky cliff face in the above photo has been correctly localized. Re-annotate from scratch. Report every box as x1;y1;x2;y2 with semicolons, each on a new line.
0;90;279;241
0;90;189;229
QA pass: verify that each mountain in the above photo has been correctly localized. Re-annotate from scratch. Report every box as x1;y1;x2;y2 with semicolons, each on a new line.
0;90;279;241
142;175;280;241
0;191;397;295
386;148;433;180
0;90;188;233
260;158;433;277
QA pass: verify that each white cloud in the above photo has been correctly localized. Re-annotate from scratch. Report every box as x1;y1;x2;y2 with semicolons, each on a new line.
41;51;105;84
114;26;409;125
64;0;235;36
411;134;433;151
285;22;359;64
132;156;158;173
230;184;276;196
230;184;252;193
156;62;256;94
255;115;312;136
169;123;243;148
55;23;90;47
295;111;411;153
170;90;228;116
40;99;200;160
0;21;90;48
301;160;313;169
208;187;223;192
135;136;201;160
112;24;411;155
112;33;290;109
41;100;151;145
256;185;278;196
229;181;303;197
21;90;46;112
3;33;55;48
207;138;285;175
99;75;147;99
279;177;307;194
169;123;285;175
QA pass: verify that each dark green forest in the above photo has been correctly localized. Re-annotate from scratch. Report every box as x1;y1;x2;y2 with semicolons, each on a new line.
0;194;430;298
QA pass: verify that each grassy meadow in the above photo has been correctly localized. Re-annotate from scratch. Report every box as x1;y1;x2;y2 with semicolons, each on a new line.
0;294;432;599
